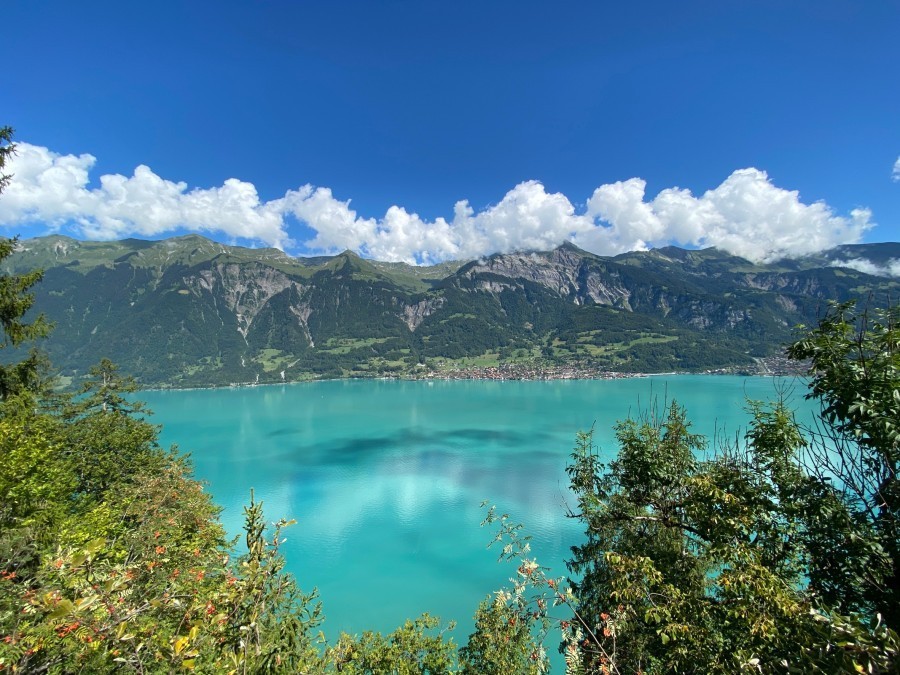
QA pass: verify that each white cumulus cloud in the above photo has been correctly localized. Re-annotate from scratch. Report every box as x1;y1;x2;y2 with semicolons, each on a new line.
579;168;872;262
0;141;875;264
0;143;292;249
893;156;900;182
280;180;595;264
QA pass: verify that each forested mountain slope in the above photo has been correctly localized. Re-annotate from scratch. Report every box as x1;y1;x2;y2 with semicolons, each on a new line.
3;235;897;387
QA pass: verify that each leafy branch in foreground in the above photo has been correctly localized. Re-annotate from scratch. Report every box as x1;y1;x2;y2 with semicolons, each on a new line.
559;303;900;674
473;502;625;675
788;301;900;626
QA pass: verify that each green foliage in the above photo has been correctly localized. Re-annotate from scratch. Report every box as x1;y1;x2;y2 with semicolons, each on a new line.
4;463;227;673
330;614;457;674
787;302;900;626
0;412;77;598
564;401;900;673
49;359;164;500
789;302;900;452
458;505;553;674
0;238;51;399
0;415;74;532
460;597;546;675
0;408;327;673
0;238;47;351
73;358;145;415
0;128;52;399
226;491;324;672
561;304;900;673
0;127;14;196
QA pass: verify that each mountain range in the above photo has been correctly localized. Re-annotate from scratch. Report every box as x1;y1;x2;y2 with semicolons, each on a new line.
3;235;898;388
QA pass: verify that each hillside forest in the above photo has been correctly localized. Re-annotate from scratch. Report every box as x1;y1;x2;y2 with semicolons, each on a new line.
3;231;899;388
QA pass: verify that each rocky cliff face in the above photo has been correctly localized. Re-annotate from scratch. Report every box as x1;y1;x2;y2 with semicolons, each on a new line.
186;263;297;339
459;246;632;306
402;298;445;331
4;235;897;386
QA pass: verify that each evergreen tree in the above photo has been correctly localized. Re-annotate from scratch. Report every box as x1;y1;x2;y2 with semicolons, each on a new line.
0;127;51;400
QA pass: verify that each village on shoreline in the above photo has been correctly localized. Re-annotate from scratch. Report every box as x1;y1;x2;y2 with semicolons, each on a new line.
404;354;807;382
200;354;807;390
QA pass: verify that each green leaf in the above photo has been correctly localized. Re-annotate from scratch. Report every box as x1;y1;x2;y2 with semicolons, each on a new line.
85;537;106;554
48;599;76;619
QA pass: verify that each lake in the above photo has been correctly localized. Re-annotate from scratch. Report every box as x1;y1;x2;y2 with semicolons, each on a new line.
141;375;816;665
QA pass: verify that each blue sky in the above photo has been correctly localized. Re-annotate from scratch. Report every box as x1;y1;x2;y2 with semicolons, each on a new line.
1;1;898;264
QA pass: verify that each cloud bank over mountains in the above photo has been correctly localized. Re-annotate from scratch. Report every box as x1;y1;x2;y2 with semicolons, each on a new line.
0;141;875;265
832;257;900;279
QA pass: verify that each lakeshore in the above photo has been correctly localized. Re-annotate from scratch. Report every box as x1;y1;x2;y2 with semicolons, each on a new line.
138;353;809;392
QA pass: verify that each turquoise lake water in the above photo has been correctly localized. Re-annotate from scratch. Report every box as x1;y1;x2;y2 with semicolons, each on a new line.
141;375;816;666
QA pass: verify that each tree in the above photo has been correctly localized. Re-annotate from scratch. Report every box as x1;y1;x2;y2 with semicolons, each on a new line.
330;614;458;674
460;597;546;675
71;357;146;415
0;127;15;193
787;302;900;625
561;301;900;673
0;127;51;400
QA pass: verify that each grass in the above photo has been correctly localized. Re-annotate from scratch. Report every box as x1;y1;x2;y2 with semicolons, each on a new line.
180;355;225;376
438;313;478;324
428;352;503;370
253;349;296;372
630;334;679;346
551;332;679;358
319;337;389;354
